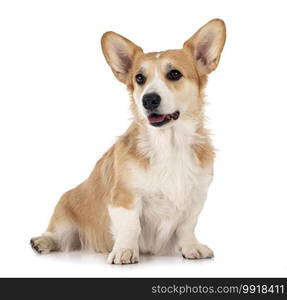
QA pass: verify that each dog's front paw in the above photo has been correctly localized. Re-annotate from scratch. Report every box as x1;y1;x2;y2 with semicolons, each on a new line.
107;248;139;265
182;243;214;260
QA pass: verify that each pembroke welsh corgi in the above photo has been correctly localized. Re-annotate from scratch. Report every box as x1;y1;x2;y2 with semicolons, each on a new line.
30;19;226;264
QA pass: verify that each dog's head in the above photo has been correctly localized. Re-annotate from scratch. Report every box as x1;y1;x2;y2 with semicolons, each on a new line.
101;19;226;129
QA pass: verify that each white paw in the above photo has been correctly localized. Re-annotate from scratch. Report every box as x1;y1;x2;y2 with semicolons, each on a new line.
30;236;55;254
107;248;139;265
182;243;214;259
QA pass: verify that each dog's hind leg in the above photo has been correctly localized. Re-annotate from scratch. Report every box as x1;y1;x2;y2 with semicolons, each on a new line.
30;224;80;254
30;232;59;254
30;193;82;254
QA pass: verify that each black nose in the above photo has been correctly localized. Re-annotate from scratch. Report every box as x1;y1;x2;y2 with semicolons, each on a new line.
142;93;161;110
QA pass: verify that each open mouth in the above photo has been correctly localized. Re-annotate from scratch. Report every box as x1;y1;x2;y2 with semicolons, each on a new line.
147;111;180;127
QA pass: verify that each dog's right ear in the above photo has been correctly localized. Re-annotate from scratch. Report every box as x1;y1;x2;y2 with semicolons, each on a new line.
101;32;143;84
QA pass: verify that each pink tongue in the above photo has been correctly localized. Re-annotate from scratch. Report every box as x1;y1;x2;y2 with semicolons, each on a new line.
148;114;165;123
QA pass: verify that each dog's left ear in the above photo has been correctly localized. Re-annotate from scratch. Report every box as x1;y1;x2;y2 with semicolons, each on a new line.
101;32;143;84
184;19;226;76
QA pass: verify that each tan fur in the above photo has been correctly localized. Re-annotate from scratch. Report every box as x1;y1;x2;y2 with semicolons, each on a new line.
45;123;149;252
192;128;215;169
31;19;226;258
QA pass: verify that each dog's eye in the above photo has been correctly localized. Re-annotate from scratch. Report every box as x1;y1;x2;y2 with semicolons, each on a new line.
135;74;146;85
166;69;182;81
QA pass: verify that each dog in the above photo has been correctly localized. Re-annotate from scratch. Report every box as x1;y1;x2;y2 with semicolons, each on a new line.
30;19;226;264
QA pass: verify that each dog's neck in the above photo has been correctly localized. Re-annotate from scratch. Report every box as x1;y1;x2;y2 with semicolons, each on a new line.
135;118;204;161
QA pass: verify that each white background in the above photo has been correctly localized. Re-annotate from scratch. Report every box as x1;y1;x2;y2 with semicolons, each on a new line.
0;0;287;277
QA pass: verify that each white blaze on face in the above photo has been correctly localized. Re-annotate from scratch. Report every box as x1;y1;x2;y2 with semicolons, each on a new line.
155;52;162;59
135;68;176;116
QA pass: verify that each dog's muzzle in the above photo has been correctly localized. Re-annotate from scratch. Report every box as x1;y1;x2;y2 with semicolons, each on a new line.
147;111;180;127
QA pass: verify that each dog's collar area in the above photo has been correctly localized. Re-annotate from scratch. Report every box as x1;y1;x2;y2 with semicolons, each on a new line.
147;111;180;127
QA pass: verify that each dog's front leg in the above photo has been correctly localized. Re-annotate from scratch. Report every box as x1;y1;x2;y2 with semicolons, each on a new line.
107;203;141;264
176;191;214;260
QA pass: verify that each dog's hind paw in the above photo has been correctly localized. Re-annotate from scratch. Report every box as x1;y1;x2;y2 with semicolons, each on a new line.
30;236;55;254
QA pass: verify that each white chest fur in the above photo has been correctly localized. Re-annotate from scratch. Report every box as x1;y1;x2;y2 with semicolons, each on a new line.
129;124;211;254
